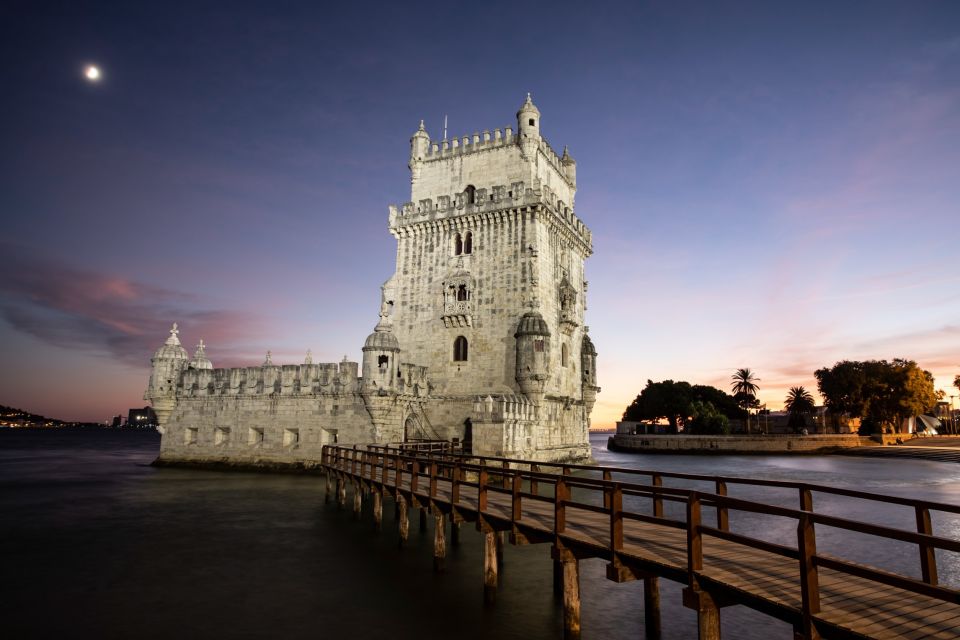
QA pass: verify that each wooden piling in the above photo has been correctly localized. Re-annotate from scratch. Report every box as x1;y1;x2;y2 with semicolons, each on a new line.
451;521;460;546
496;530;505;568
373;490;382;531
419;508;428;533
433;511;446;571
561;552;581;640
644;577;662;640
398;496;409;544
337;477;346;508
483;529;498;604
353;482;362;516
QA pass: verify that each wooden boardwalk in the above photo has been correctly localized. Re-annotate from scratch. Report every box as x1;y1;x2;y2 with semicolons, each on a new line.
321;444;960;640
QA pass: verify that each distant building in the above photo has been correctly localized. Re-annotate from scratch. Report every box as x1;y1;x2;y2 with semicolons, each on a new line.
127;407;157;429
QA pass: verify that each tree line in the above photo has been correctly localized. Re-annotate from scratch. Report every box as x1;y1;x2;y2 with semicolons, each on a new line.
622;359;945;435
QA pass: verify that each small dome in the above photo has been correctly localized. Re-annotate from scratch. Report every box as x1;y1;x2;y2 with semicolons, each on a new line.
515;311;550;337
517;92;540;117
582;333;597;356
189;340;213;370
153;323;189;361
363;322;400;352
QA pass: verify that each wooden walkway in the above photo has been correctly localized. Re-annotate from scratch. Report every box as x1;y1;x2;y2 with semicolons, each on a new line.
321;444;960;640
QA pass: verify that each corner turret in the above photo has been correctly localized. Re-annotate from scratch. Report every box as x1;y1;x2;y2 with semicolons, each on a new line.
362;308;400;392
144;323;189;430
581;330;600;419
517;93;540;158
561;146;577;186
514;311;551;406
409;119;430;182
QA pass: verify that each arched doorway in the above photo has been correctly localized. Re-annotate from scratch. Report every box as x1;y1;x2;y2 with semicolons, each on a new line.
404;415;421;442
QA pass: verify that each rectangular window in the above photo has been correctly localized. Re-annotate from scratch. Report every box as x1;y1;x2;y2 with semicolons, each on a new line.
214;427;230;445
284;428;300;447
534;340;544;352
184;428;198;445
248;427;264;445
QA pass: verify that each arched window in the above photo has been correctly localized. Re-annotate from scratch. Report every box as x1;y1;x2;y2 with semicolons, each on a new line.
457;284;468;301
464;185;476;205
454;233;463;256
377;355;389;368
453;336;468;362
464;231;472;254
561;343;569;367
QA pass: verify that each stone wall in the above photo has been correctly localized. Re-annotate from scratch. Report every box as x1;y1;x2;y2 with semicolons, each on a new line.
609;433;870;454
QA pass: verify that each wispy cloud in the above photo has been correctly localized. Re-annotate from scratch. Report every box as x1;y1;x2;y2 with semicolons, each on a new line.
0;244;261;366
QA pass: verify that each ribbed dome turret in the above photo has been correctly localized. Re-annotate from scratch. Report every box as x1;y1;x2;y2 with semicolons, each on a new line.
517;92;541;118
582;333;596;356
514;311;550;338
153;323;189;361
189;339;213;370
363;322;400;352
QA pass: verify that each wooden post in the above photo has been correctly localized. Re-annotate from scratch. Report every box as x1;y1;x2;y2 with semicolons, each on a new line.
337;476;346;508
652;474;663;518
561;550;581;640
715;480;728;531
373;490;383;531
916;505;938;585
433;511;446;571
644;577;662;640
420;508;428;532
398;496;409;544
694;591;721;640
451;521;460;545
512;473;522;522
609;484;623;551
353;481;362;517
324;472;331;504
603;470;613;509
484;529;498;604
530;464;540;496
797;487;821;640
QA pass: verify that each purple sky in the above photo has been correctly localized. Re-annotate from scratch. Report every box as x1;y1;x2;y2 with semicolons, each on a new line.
2;1;959;426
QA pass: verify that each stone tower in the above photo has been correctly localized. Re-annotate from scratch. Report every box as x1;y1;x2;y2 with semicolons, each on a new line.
386;95;598;460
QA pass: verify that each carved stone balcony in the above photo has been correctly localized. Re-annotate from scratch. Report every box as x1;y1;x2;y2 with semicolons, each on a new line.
441;300;472;328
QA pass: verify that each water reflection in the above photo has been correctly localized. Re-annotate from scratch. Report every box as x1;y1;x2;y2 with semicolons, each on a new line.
0;430;956;639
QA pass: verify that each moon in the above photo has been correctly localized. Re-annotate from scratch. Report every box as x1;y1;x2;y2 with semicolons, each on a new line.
84;65;101;81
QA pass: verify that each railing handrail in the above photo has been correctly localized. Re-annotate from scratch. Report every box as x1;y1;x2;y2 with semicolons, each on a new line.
364;443;960;517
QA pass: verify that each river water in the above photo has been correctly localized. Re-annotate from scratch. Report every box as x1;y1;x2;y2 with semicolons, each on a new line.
2;429;958;639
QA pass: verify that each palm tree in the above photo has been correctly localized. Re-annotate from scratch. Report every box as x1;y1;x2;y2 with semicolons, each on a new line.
731;368;760;433
785;386;815;433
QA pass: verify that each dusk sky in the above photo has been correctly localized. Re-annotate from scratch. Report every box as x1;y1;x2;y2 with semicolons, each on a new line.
2;1;958;427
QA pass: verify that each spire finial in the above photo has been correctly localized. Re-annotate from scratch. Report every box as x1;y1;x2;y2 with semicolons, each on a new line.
165;322;181;345
197;339;205;351
526;92;532;103
263;350;273;366
418;119;425;131
304;349;313;365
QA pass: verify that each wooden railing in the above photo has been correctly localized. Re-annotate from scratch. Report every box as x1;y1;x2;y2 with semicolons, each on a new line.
322;444;960;639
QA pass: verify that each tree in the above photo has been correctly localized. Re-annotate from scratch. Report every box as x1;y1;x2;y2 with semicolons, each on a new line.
785;386;815;433
623;380;744;434
954;374;960;394
731;368;760;433
815;359;937;434
687;400;731;435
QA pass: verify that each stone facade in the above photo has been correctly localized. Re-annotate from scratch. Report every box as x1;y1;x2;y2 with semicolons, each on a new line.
146;96;599;467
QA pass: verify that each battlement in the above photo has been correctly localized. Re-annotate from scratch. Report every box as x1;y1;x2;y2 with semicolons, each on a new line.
388;182;592;249
420;128;571;185
179;361;360;397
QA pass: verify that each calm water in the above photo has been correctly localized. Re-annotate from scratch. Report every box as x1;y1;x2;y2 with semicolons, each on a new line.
2;430;958;639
